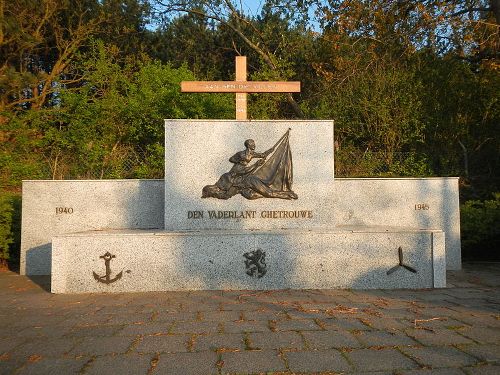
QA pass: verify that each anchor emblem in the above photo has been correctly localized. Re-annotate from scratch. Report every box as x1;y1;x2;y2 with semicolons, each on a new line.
387;247;417;275
93;252;123;284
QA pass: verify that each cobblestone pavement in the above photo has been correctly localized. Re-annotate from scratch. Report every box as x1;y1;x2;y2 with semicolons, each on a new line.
1;262;499;375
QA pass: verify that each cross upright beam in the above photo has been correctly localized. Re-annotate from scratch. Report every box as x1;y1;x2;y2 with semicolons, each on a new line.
235;56;247;120
181;56;301;120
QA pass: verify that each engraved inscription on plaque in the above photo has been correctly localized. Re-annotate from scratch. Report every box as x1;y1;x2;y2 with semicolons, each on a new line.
202;129;297;200
414;203;430;210
187;210;313;220
55;207;74;214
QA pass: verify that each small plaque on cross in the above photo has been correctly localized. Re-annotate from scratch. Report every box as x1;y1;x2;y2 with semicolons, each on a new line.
181;56;301;120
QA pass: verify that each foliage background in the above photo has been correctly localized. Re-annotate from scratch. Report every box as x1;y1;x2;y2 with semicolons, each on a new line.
1;0;499;266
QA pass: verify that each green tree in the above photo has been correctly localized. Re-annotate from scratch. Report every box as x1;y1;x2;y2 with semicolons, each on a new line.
152;0;305;117
1;40;233;183
0;0;150;113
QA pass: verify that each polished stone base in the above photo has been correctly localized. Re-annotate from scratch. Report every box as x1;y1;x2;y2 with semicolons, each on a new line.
51;227;445;293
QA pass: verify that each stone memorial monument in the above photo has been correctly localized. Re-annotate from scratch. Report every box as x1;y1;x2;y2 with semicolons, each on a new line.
20;56;459;293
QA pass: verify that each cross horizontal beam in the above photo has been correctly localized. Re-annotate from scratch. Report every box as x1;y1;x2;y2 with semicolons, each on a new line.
181;81;301;93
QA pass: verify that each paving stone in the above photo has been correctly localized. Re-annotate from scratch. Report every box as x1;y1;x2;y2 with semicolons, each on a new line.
320;289;357;297
8;315;69;328
126;294;169;304
275;295;315;305
249;331;304;350
105;313;154;325
371;299;413;310
0;355;26;375
11;338;79;359
85;354;151;375
347;348;419;372
96;305;142;314
171;321;220;334
15;357;89;375
380;308;422;320
459;344;500;363
286;349;352;373
153;351;219;374
200;310;242;321
71;313;114;326
274;319;322;331
472;314;500;328
179;303;220;312
154;311;198;322
401;346;478;367
462;364;500;375
356;330;418;347
455;301;500;313
451;312;500;328
309;294;352;304
119;322;173;336
16;323;77;339
70;336;135;356
220;350;286;374
406;328;475;346
413;292;460;302
398;368;466;375
65;324;124;337
287;309;329;319
360;316;410;330
136;335;190;353
0;337;26;354
193;333;245;351
223;320;270;333
243;310;288;321
320;317;371;331
0;324;29;339
416;306;458;317
411;317;471;330
225;302;270;312
302;330;361;349
458;327;500;344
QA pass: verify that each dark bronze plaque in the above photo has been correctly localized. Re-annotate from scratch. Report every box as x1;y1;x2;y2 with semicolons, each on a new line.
202;129;297;200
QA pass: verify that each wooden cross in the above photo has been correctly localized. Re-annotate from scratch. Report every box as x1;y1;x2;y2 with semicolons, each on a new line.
181;56;301;120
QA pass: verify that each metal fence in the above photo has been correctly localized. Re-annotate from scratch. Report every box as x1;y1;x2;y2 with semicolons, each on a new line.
44;148;432;180
334;149;432;177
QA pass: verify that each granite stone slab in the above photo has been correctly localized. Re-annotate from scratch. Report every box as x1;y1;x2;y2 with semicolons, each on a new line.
164;120;335;231
20;180;164;275
333;177;461;270
51;227;445;293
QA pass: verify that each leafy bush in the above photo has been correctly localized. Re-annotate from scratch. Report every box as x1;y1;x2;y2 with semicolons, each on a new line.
0;194;14;267
461;193;500;260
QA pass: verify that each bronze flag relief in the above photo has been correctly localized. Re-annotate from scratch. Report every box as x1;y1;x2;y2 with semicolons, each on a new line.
202;129;297;200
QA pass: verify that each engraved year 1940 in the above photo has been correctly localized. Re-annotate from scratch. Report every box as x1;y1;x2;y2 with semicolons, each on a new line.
55;207;73;214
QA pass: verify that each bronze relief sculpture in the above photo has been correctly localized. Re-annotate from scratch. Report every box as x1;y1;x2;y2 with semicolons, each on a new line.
202;129;298;200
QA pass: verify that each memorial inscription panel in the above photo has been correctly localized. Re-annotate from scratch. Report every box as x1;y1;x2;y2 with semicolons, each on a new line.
164;120;334;231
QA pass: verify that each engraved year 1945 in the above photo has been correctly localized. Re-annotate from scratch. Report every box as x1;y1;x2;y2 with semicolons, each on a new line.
414;203;430;211
55;207;73;214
